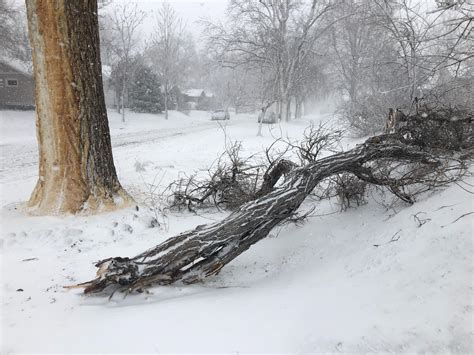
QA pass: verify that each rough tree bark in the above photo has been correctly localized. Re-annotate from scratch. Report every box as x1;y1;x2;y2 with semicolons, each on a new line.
26;0;132;214
73;136;442;294
255;159;297;197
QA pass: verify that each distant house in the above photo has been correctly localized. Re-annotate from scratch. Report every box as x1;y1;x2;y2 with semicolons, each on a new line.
0;60;141;111
0;59;35;110
182;89;215;110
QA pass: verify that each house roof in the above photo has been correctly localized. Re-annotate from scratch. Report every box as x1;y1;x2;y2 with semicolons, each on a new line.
183;89;214;98
0;57;33;76
183;89;205;97
0;57;113;80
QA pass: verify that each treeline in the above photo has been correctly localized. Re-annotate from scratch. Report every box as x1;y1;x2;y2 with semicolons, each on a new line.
1;0;472;129
204;0;473;133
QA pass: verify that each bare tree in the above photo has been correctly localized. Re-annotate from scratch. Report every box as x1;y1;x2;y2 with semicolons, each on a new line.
372;0;472;106
0;0;18;56
25;0;131;214
204;63;261;114
291;53;330;119
0;0;31;65
324;0;473;135
148;2;186;120
430;0;473;74
372;0;431;104
206;0;335;121
329;1;380;113
108;3;145;122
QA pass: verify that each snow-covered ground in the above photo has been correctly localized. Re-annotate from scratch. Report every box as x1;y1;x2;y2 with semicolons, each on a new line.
1;109;472;353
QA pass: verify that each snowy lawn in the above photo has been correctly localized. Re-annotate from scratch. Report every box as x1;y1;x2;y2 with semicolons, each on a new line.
1;109;472;353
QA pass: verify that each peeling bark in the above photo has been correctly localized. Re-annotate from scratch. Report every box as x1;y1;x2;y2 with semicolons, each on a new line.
26;0;132;214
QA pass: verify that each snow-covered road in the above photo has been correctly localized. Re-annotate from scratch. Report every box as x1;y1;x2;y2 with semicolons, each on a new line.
0;109;244;185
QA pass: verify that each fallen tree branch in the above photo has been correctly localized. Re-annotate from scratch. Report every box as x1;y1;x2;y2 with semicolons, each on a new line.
71;134;455;295
255;159;297;197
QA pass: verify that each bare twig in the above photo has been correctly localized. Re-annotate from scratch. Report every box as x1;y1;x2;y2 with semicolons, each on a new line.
441;211;474;228
412;212;431;227
389;229;402;243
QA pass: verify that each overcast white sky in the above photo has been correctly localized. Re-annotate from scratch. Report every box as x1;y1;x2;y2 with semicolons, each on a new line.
110;0;229;41
12;0;229;43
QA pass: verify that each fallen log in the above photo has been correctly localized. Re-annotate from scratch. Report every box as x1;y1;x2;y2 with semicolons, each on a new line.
73;135;447;294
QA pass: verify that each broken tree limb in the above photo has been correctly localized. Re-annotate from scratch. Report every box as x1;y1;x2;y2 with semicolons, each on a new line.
74;135;445;294
255;159;297;197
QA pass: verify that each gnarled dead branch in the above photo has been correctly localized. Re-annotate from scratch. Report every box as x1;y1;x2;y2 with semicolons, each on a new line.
72;133;462;295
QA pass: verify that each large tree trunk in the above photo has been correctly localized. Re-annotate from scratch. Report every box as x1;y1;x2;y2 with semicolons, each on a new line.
73;136;442;294
26;0;132;214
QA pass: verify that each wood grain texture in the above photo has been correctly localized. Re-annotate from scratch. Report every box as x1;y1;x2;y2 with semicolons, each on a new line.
26;0;131;214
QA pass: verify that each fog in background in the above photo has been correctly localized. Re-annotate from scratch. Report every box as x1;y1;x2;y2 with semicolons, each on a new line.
1;0;472;130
